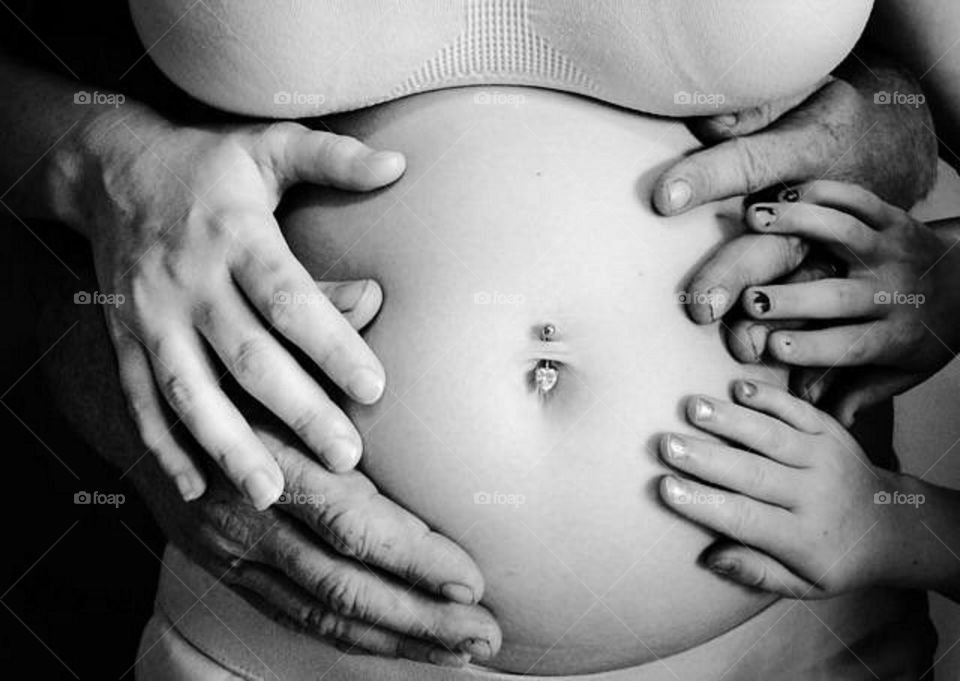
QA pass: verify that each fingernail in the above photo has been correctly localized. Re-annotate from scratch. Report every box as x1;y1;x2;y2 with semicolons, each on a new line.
753;205;777;228
752;291;771;315
664;434;688;460
459;638;493;660
428;648;469;668
706;286;729;321
708;558;739;575
663;476;688;503
243;469;282;510
174;471;204;501
328;436;361;470
779;188;801;203
716;114;738;128
667;179;692;210
326;280;368;312
747;325;767;361
348;368;385;404
691;397;715;421
441;582;477;605
739;381;758;398
367;150;404;174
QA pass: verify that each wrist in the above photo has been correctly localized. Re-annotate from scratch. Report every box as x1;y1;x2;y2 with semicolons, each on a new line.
49;101;171;240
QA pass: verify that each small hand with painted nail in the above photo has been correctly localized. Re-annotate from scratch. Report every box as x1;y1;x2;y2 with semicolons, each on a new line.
739;181;960;423
658;380;905;598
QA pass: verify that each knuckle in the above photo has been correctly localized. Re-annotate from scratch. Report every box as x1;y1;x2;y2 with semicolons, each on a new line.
288;406;324;440
730;500;758;540
159;372;195;416
315;572;365;619
744;462;770;495
775;236;807;268
730;138;772;195
315;611;351;641
229;337;273;384
264;288;300;334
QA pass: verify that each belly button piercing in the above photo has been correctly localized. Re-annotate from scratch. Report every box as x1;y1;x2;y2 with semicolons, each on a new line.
534;360;558;395
535;323;559;395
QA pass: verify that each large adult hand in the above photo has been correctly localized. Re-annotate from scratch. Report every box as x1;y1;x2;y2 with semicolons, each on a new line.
652;50;936;219
132;421;501;667
75;108;404;508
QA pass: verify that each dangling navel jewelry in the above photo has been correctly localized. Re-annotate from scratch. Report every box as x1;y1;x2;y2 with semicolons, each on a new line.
534;324;559;395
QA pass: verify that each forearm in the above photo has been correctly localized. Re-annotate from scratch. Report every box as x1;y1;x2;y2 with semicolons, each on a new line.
882;473;960;602
0;53;160;236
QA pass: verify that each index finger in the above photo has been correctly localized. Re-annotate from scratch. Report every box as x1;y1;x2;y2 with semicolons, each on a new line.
259;425;485;605
231;216;386;405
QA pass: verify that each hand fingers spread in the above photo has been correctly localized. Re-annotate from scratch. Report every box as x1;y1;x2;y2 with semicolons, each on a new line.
263;521;501;657
685;234;809;324
230;219;386;405
196;288;364;472
112;326;206;500
258;425;487;604
659;434;796;507
685;395;811;467
146;329;284;509
746;202;878;260
742;279;881;321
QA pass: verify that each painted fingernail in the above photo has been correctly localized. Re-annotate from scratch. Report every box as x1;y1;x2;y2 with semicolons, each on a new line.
664;434;688;460
243;469;282;510
753;205;777;228
691;397;715;421
328;436;361;470
739;381;758;398
459;638;493;660
706;286;730;321
174;471;204;501
708;558;739;575
441;582;477;605
779;188;801;203
428;648;469;668
663;476;688;503
752;291;771;315
776;334;794;356
747;325;767;361
667;179;693;210
348;368;385;404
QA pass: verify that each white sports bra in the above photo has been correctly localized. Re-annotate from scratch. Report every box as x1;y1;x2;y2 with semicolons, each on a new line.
129;0;874;118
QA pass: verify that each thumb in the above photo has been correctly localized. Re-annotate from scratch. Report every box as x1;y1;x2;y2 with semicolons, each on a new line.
653;128;819;216
257;124;406;193
316;279;383;330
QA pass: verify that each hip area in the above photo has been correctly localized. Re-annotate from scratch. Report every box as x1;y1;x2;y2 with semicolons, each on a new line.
151;544;936;681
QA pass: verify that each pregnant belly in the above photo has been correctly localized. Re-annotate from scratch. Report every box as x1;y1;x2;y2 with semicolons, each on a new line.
279;87;787;674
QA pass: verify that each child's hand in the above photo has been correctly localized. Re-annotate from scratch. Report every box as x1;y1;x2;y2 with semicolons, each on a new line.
734;181;960;423
658;380;909;598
